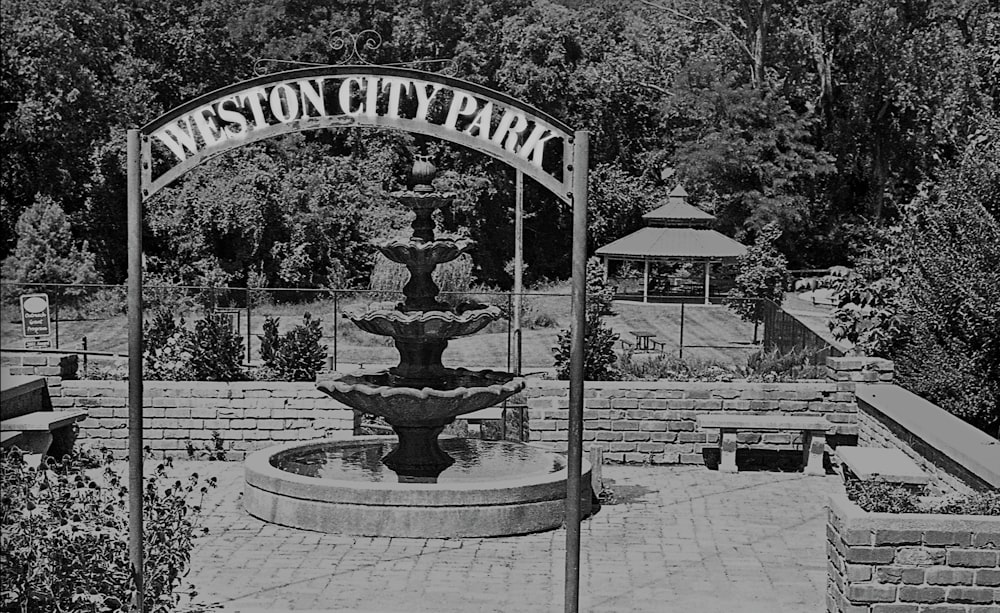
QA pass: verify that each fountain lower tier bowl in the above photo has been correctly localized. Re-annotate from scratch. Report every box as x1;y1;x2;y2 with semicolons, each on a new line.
345;306;501;340
244;436;593;537
317;368;525;427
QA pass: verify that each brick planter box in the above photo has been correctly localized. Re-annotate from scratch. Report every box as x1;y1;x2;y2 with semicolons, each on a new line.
827;492;1000;612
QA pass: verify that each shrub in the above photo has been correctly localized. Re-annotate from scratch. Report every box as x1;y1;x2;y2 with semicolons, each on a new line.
257;313;327;381
144;312;245;381
586;257;614;317
725;222;788;322
617;353;740;382
552;318;620;381
552;258;621;381
0;447;216;612
259;316;281;366
745;347;826;380
846;480;1000;515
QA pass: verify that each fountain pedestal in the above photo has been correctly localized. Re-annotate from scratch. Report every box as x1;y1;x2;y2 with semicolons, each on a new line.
382;424;454;482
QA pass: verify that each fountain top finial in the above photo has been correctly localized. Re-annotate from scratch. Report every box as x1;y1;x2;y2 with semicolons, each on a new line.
411;154;436;193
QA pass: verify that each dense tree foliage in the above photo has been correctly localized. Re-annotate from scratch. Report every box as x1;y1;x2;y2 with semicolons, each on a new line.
2;0;997;286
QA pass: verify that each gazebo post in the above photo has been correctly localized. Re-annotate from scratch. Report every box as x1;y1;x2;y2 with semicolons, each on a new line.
602;256;609;283
704;261;711;305
643;259;650;303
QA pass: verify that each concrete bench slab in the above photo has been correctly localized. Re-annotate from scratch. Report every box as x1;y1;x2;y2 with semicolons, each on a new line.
1;409;88;455
1;431;25;446
697;414;832;476
835;446;930;485
2;409;88;432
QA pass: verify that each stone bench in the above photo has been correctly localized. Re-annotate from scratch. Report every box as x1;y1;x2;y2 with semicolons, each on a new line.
697;414;832;476
835;446;930;486
2;410;89;455
1;374;87;456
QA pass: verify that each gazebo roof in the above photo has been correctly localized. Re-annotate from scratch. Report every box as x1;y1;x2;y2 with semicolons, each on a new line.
642;185;715;227
595;226;747;261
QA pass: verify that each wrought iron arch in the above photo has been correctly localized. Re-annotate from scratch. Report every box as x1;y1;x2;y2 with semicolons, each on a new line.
124;65;589;613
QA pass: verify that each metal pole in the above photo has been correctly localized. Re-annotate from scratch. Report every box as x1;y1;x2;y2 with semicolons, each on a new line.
507;292;513;373
513;169;524;376
642;260;649;303
678;302;685;360
565;130;589;613
333;292;339;371
246;290;252;364
54;289;60;348
126;129;145;613
704;262;711;305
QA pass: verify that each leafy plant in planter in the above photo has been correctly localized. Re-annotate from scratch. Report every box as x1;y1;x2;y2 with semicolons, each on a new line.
0;447;217;612
144;312;245;381
257;313;328;381
846;480;1000;515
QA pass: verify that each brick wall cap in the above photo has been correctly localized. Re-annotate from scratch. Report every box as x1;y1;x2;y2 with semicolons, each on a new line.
828;492;1000;534
530;379;835;392
856;384;1000;489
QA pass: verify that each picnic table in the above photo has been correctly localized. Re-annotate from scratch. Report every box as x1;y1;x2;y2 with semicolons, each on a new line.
628;330;665;352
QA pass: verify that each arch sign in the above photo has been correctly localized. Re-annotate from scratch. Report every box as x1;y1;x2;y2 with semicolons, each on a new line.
125;65;589;613
138;66;577;203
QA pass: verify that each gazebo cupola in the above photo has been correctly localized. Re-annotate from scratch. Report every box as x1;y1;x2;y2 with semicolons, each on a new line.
595;185;747;304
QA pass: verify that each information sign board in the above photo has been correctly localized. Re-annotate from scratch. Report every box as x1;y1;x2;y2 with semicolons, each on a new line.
20;293;51;337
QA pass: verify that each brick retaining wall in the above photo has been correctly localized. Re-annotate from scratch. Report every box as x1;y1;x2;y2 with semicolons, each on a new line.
827;493;1000;612
520;379;858;463
56;381;354;460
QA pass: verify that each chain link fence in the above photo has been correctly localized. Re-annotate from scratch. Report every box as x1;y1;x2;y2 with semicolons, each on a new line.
1;282;840;373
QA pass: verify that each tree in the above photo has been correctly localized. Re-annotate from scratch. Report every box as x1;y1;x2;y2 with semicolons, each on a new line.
1;195;100;295
553;258;619;380
725;222;788;322
892;147;1000;438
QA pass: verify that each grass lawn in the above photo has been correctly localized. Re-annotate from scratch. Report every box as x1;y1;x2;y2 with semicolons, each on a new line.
1;285;759;373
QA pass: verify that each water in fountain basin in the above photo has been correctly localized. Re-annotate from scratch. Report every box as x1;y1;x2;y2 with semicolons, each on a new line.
272;439;563;484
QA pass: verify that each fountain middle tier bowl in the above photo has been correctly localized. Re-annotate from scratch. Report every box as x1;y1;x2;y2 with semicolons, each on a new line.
378;235;474;267
346;306;501;339
317;368;525;427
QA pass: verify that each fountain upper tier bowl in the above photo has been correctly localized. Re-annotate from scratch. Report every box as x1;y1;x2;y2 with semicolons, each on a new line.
378;235;474;267
346;305;501;340
317;368;525;427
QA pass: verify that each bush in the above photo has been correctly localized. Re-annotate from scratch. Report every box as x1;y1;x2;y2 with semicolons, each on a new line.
259;316;281;366
617;353;740;382
745;347;827;380
725;222;788;322
257;313;327;381
144;312;245;381
846;480;1000;515
552;318;620;381
0;448;216;612
551;257;620;381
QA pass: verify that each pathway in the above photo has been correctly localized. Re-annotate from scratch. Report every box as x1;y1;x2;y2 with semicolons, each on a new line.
182;462;840;612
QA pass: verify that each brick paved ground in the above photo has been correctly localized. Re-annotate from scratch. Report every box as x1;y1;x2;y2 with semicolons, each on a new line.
180;462;840;613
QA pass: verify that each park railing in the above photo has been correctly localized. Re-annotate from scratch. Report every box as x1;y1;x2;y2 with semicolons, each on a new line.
757;298;843;365
3;282;835;373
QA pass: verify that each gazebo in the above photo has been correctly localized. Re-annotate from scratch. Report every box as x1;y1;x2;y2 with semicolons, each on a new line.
595;185;747;304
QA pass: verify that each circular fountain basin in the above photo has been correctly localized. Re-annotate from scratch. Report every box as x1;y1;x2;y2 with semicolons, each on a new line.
244;437;592;537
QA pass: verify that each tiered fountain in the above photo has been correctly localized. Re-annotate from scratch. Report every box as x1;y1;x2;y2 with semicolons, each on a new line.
244;157;590;537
